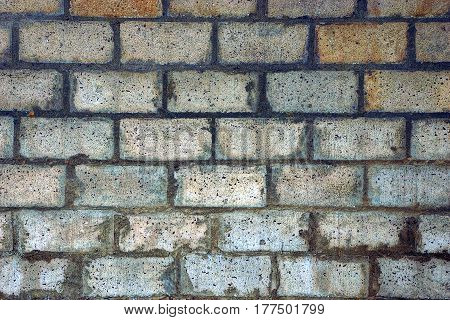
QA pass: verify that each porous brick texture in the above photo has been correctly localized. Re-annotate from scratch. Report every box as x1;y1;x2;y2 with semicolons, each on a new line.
0;0;448;300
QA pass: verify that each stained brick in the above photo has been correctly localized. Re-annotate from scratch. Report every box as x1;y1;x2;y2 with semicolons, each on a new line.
418;215;449;254
268;0;356;18
0;0;62;14
416;23;450;62
70;0;162;17
0;117;14;158
169;0;257;17
0;25;10;61
411;119;450;160
0;212;12;251
367;0;449;17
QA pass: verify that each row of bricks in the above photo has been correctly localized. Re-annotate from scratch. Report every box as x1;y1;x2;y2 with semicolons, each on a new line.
0;164;448;208
1;117;448;160
0;0;448;19
0;70;448;113
0;254;448;299
0;21;449;64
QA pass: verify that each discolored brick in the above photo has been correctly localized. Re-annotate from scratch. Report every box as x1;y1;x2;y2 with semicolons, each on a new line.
169;0;257;17
416;23;450;62
0;117;14;158
418;215;449;254
70;0;162;17
411;119;450;160
0;0;62;14
268;0;356;18
0;212;12;251
367;0;449;17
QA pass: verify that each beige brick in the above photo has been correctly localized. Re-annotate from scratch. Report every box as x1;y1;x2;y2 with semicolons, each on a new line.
0;212;12;251
0;25;10;62
0;117;14;158
418;215;449;254
411;119;450;160
268;0;356;18
416;23;450;62
368;0;449;17
70;0;162;17
0;0;62;14
169;0;257;17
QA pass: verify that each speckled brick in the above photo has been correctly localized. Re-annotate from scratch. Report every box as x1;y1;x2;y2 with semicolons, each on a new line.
119;212;209;252
411;119;449;160
17;210;114;253
267;71;358;113
367;0;449;17
268;0;356;18
0;0;62;14
120;118;211;161
0;25;10;62
70;0;162;17
0;117;14;158
167;71;258;113
316;23;408;64
218;210;309;252
278;256;369;298
418;215;449;254
169;0;257;17
19;117;114;160
218;22;308;64
174;165;266;208
377;257;450;299
0;212;12;251
416;23;450;62
368;165;449;208
313;118;406;160
0;165;66;207
19;21;113;63
83;256;175;298
181;254;271;297
71;71;162;113
0;70;62;111
365;71;450;113
121;22;212;64
216;118;306;160
272;165;364;207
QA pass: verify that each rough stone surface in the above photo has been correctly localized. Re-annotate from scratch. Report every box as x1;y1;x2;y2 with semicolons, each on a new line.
416;23;450;62
411;119;450;160
70;0;162;17
0;0;62;14
0;117;14;158
367;0;449;17
0;25;10;62
268;0;356;18
0;212;12;251
169;0;257;17
418;215;449;254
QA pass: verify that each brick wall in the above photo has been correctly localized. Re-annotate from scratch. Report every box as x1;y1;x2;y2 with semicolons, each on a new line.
0;0;449;299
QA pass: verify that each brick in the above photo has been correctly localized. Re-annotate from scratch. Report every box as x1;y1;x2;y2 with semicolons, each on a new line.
121;22;212;64
368;165;449;208
0;0;62;14
272;165;363;207
313;118;406;160
317;23;408;64
17;210;114;253
174;165;266;208
416;23;450;62
377;257;449;299
169;0;257;17
19;117;114;160
71;71;162;113
181;254;271;297
316;211;409;251
83;256;175;297
74;165;167;208
268;0;356;18
167;71;259;113
218;23;308;64
118;212;209;252
367;0;449;17
418;215;449;254
411;119;450;160
278;256;369;298
365;71;450;113
0;212;12;251
0;117;14;158
0;70;62;111
19;21;113;63
218;210;309;252
70;0;162;17
0;25;10;62
119;118;212;161
0;165;65;207
216;118;306;160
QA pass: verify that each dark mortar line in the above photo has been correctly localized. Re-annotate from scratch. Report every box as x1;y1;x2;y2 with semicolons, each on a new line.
362;166;369;206
210;119;217;161
112;120;121;161
265;165;273;205
257;73;271;116
64;165;77;208
159;71;169;116
257;0;268;18
405;120;412;158
269;255;279;299
62;69;71;112
167;164;177;207
306;21;316;65
209;215;220;252
307;212;319;253
210;22;219;64
11;210;18;253
407;20;417;67
367;255;379;298
10;20;19;64
305;119;314;161
63;0;70;18
12;117;21;159
357;70;365;114
111;20;121;67
162;0;170;17
355;0;368;19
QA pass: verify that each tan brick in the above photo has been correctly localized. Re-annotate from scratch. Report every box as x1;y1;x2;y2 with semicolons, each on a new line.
0;0;62;14
0;117;14;158
169;0;257;17
316;23;408;64
70;0;162;17
365;71;450;112
0;212;12;251
411;119;450;160
268;0;356;18
416;23;450;62
368;0;449;17
0;25;10;62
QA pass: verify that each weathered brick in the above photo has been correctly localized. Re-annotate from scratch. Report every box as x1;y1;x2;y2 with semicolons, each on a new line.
83;256;175;297
0;25;10;61
313;118;406;160
411;119;450;160
0;0;62;14
416;23;450;62
174;165;266;208
272;165;364;207
267;71;358;113
368;165;449;208
268;0;356;18
19;21;113;63
216;118;306;160
278;256;369;298
367;0;449;17
418;215;449;254
0;165;65;207
70;0;162;17
121;22;212;64
317;23;408;64
120;118;212;161
0;212;12;251
169;0;257;17
218;210;309;252
17;210;114;253
119;212;209;252
181;254;271;297
0;117;14;158
218;23;308;64
0;70;62;111
19;117;114;160
167;71;258;113
71;71;162;113
365;71;450;113
74;165;167;208
377;257;449;299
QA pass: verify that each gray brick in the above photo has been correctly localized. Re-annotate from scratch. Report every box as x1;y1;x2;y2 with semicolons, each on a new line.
0;25;10;62
418;215;449;254
0;117;14;158
0;0;62;14
0;212;12;251
416;23;450;62
268;0;356;18
367;0;449;17
169;0;257;17
411;119;450;160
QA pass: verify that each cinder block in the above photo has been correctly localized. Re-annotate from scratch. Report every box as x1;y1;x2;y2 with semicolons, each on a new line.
411;119;450;160
268;0;356;18
0;212;13;251
418;215;449;254
367;0;449;17
0;0;62;14
169;0;257;17
416;23;450;63
0;117;14;158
